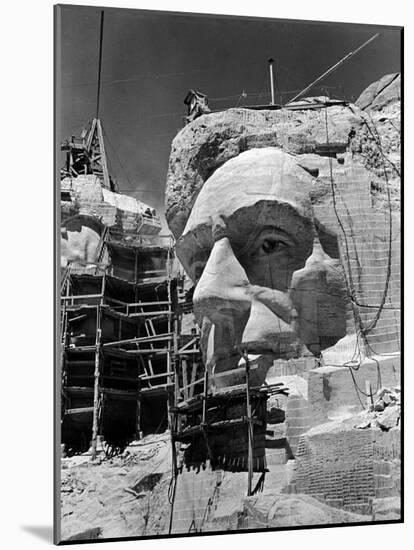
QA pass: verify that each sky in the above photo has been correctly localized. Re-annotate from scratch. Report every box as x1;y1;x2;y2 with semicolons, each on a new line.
57;5;401;231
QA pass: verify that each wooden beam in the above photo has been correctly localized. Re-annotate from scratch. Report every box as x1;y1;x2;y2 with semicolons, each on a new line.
176;349;200;355
68;314;88;324
61;293;103;302
66;407;94;416
202;368;208;425
91;305;102;460
136;394;142;439
139;371;174;381
245;354;254;497
178;376;204;396
102;333;173;348
128;310;171;317
96;119;111;190
182;359;188;401
86;118;97;151
130;300;172;307
189;361;198;399
125;349;170;355
91;274;106;461
177;337;198;353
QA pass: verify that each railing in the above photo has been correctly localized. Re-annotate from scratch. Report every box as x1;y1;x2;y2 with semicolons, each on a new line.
108;229;174;248
60;292;172;316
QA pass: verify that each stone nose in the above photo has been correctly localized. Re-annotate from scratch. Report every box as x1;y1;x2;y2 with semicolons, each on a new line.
193;237;251;337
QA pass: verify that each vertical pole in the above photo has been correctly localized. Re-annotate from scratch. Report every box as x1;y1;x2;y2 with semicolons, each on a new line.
91;304;102;460
136;393;142;439
91;273;105;460
131;246;141;438
61;270;70;412
167;385;177;476
268;58;275;106
182;358;189;401
134;248;138;286
202;363;211;464
189;360;197;399
173;318;179;407
202;367;208;425
166;277;175;458
168;300;179;535
167;276;172;383
245;352;254;496
60;300;66;378
96;10;104;120
168;435;178;535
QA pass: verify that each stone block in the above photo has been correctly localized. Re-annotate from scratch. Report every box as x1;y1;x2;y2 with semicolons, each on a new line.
307;354;400;423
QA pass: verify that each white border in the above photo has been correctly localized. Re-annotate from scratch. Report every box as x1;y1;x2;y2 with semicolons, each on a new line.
1;1;411;548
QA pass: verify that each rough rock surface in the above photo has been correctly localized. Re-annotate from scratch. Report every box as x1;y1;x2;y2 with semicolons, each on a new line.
61;174;162;235
356;386;401;431
291;412;400;517
237;493;368;529
356;73;401;112
60;433;172;541
165;74;400;238
61;431;372;540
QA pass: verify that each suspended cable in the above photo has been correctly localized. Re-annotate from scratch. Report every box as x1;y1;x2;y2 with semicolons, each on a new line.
347;107;394;336
101;123;133;189
286;33;380;105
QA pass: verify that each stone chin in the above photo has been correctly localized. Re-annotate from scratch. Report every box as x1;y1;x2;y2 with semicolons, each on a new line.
170;148;351;388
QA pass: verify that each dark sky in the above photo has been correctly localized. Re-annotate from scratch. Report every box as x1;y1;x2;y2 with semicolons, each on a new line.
57;5;401;230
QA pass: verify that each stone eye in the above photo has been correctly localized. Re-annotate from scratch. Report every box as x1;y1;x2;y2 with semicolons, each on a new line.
262;239;281;254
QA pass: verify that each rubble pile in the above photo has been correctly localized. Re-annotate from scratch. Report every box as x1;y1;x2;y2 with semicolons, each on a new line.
356;386;401;431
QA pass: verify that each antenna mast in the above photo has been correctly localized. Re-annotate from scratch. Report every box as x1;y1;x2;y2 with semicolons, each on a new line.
96;10;105;119
90;10;111;190
268;58;275;105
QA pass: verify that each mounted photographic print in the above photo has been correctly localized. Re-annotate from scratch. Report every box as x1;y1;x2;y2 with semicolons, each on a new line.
54;3;403;544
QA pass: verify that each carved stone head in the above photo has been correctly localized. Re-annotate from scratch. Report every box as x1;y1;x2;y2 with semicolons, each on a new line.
174;147;349;384
166;91;400;387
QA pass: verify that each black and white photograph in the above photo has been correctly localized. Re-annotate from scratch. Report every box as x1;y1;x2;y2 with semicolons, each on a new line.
54;3;402;544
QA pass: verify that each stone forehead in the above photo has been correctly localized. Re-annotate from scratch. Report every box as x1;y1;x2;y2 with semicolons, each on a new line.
165;77;401;239
165;105;357;238
184;148;314;234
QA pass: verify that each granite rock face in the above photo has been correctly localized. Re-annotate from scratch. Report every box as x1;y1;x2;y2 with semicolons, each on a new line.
165;74;401;376
165;74;400;239
356;73;400;112
62;174;162;236
60;174;162;268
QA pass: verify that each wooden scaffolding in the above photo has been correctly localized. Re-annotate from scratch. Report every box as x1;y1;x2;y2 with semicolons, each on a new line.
60;231;179;458
61;117;114;191
169;344;288;497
